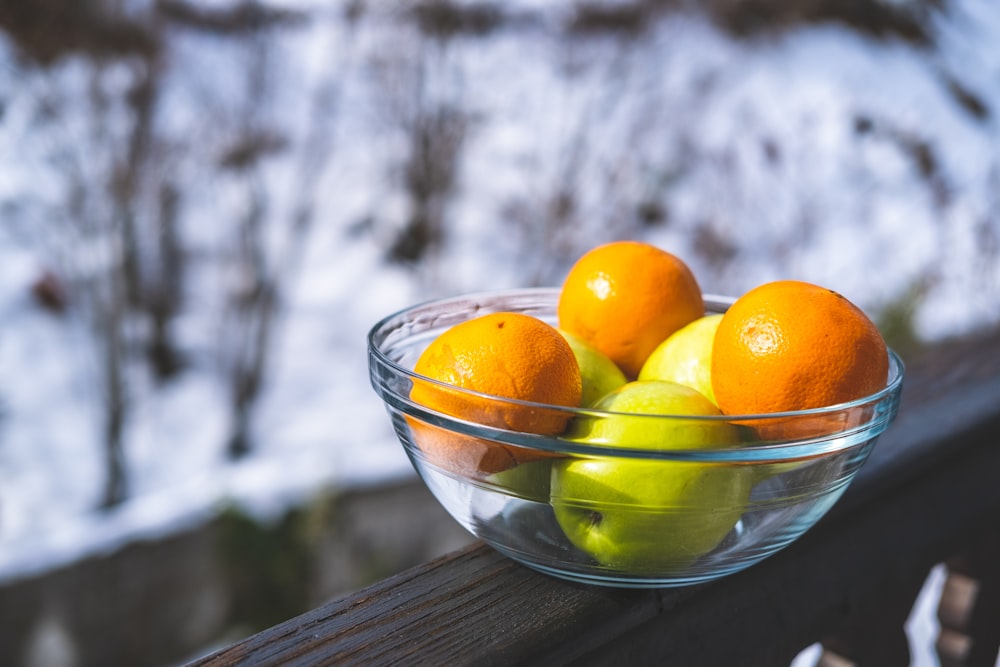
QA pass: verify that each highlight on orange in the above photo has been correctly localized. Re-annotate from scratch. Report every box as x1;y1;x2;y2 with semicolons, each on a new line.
557;241;704;379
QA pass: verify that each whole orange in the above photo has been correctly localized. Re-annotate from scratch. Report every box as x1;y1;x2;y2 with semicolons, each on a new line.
409;311;582;477
557;241;704;379
711;280;889;418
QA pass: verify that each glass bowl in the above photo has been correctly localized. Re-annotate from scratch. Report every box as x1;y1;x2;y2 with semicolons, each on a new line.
367;288;904;588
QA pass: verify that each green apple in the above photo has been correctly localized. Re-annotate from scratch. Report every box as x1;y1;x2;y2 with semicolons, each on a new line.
552;380;753;571
638;314;723;406
486;458;557;502
559;329;627;407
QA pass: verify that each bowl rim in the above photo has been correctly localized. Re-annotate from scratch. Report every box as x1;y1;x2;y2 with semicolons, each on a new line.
368;287;904;461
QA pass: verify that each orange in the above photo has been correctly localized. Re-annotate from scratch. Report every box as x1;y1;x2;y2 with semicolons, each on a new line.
711;280;889;419
409;312;582;477
557;241;704;379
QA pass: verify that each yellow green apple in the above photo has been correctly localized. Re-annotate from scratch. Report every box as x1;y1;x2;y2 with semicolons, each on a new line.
551;380;753;571
486;458;557;502
638;314;723;405
559;329;627;406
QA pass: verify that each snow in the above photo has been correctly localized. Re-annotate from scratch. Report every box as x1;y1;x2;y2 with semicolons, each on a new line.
1;0;999;658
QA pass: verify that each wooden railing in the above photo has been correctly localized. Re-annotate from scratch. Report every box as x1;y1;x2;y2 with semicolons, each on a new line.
191;329;1000;666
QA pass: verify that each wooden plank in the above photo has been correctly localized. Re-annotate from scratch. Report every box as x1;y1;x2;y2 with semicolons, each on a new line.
190;329;1000;667
193;545;665;666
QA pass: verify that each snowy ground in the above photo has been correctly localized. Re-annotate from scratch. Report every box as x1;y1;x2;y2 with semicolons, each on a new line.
1;1;999;662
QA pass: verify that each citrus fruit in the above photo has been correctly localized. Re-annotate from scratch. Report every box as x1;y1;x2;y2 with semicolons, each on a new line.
557;241;704;379
409;311;582;477
711;280;889;419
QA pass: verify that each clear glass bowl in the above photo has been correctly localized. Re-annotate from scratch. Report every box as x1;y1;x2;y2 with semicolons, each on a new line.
367;288;904;588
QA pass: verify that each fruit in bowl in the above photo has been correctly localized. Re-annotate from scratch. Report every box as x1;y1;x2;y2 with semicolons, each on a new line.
712;279;890;442
408;311;581;479
557;241;704;379
368;241;903;587
553;380;753;571
558;329;627;407
639;313;723;405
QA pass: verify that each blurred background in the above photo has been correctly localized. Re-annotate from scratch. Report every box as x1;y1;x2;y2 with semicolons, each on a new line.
0;0;998;665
